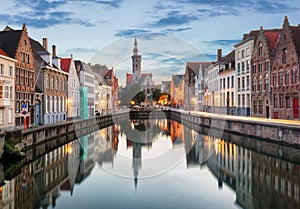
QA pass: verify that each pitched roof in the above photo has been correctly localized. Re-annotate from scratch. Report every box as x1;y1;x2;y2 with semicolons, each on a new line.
0;48;9;57
126;73;132;85
172;74;184;86
223;50;235;64
186;62;212;75
0;29;23;58
291;25;300;58
264;30;280;51
61;58;71;72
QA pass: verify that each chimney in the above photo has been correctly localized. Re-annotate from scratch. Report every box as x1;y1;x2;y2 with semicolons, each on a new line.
217;49;222;62
42;38;48;51
52;45;56;57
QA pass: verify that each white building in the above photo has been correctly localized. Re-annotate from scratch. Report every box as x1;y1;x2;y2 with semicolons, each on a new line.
61;54;80;120
75;60;95;117
94;74;112;115
0;48;16;131
234;37;254;116
193;62;212;111
205;63;220;111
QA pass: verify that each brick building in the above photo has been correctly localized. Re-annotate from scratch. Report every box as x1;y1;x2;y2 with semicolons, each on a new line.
31;38;68;125
251;27;280;118
0;24;35;128
271;17;300;120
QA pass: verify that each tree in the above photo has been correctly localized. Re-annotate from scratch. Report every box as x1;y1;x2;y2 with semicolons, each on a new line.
152;88;161;101
118;83;144;105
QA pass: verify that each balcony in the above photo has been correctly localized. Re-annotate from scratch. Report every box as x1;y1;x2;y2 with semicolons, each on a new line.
0;98;11;107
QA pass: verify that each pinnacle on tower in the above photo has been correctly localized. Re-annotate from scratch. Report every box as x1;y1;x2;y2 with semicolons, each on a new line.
133;37;138;55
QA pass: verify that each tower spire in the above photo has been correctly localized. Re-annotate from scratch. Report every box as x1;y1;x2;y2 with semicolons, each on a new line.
133;37;138;55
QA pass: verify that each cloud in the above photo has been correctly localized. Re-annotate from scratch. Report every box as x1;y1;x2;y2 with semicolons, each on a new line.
149;11;198;28
115;29;151;37
3;0;118;28
205;39;241;46
161;27;192;34
64;48;98;54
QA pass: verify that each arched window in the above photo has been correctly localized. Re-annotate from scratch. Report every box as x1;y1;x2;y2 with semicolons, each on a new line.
282;48;287;64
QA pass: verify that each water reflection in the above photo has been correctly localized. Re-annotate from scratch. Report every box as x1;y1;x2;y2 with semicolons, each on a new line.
0;119;299;209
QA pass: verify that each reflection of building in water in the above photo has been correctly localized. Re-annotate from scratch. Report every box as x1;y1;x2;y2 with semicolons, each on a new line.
251;152;300;209
170;120;184;144
0;178;15;209
61;140;81;195
121;119;162;189
156;119;171;136
236;146;253;209
94;126;117;166
77;134;95;184
207;139;237;190
185;133;215;168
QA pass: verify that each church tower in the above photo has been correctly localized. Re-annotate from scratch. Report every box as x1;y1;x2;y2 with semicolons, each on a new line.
131;38;142;84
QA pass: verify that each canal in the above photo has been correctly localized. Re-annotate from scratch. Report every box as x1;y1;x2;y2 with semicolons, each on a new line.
1;118;300;209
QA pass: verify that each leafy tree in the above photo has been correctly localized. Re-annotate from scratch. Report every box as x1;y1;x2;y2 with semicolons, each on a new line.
152;88;161;101
118;83;143;105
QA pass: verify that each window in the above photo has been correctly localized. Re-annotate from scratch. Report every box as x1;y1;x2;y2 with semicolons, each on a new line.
246;60;250;72
253;65;256;74
51;76;54;89
4;86;9;99
242;94;245;106
46;74;50;88
252;80;256;91
259;63;262;74
231;76;234;88
273;73;277;86
237;63;240;74
265;61;269;72
242;50;245;58
285;70;290;85
279;71;283;85
258;79;262;91
259;42;263;57
280;94;284;108
8;108;12;123
231;92;234;106
238;78;241;90
242;77;245;90
265;76;269;91
9;66;13;76
286;96;291;108
274;94;278;108
0;64;3;75
259;100;263;114
282;48;287;64
294;185;299;202
292;69;297;84
238;52;240;60
227;77;230;88
242;62;245;73
246;76;250;89
253;100;257;113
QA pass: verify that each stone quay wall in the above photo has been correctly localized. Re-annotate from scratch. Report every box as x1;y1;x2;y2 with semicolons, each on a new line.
2;112;129;159
171;110;300;146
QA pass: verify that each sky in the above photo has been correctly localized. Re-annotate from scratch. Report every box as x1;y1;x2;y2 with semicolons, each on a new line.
1;0;300;86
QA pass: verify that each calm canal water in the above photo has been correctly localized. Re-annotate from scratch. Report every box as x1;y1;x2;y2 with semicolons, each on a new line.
1;119;300;209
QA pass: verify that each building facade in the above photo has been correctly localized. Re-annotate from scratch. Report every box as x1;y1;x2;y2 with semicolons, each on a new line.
61;54;80;120
31;38;68;125
271;16;300;120
251;27;280;118
235;37;254;116
75;61;95;117
0;48;16;131
170;74;184;108
0;24;35;128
